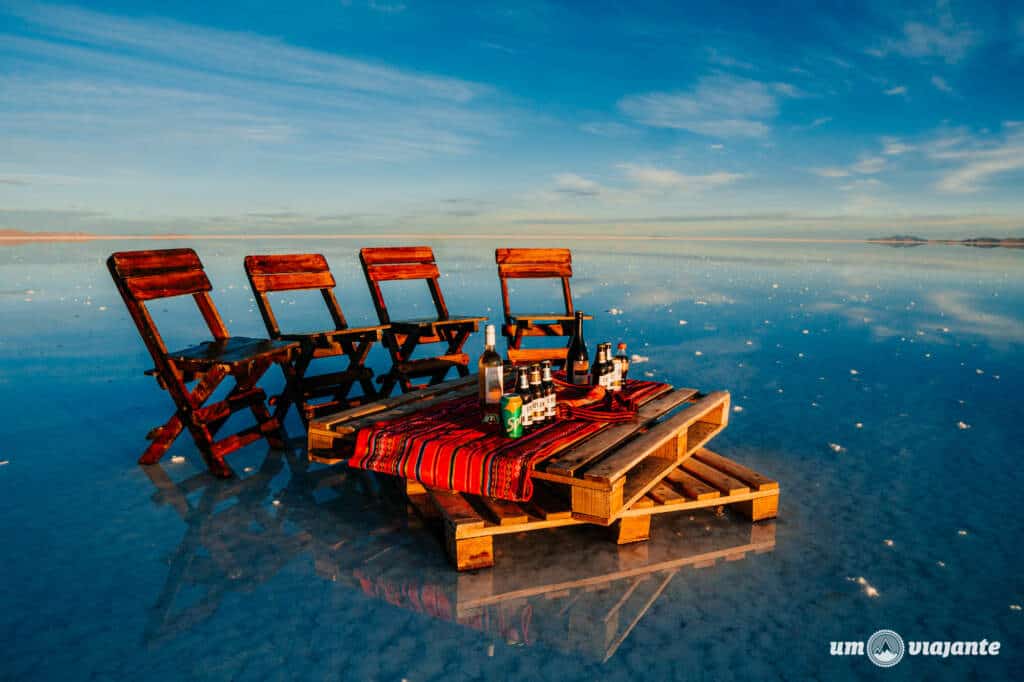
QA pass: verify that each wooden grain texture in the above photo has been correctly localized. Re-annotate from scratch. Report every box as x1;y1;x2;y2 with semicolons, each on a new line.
243;253;329;275
480;497;530;526
429;488;487;530
543;387;696;477
108;248;202;276
359;246;435;265
248;271;335;293
681;458;750;496
582;391;729;484
692;448;778;491
125;269;212;300
665;469;720;500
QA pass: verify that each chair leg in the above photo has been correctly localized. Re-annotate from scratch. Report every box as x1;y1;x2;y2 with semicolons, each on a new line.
139;414;185;465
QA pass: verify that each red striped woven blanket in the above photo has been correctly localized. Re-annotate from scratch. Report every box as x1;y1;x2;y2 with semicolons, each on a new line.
348;378;668;501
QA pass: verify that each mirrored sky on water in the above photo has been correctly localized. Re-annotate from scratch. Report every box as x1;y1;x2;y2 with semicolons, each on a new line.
1;239;1022;680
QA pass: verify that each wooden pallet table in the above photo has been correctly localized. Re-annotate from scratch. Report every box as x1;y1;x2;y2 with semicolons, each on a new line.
307;374;779;570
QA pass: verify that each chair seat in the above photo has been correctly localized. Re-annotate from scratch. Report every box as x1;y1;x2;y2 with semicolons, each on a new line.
510;312;592;323
169;337;298;369
389;315;486;333
280;326;385;347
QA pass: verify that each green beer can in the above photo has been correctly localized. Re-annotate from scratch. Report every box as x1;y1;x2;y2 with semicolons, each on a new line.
501;394;523;439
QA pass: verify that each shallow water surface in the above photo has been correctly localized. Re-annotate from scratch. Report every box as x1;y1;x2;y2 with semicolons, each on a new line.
1;239;1022;680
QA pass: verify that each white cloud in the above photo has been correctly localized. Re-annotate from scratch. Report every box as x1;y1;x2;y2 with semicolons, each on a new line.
931;75;954;93
930;127;1024;193
839;178;883;192
870;3;979;63
884;85;908;96
810;117;832;128
881;137;915;155
618;74;780;138
579;121;637;137
851;156;887;174
553;173;603;197
812;168;851;178
619;164;745;192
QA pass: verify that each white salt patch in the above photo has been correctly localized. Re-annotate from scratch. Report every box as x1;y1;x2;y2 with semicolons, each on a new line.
777;388;784;393
98;306;107;311
957;529;968;536
810;401;819;407
694;300;708;306
170;455;185;464
1011;605;1022;611
941;327;950;332
884;539;894;547
630;354;649;364
801;329;809;335
771;283;779;289
606;307;623;315
272;499;281;506
643;370;655;378
243;466;254;473
956;421;971;430
0;460;8;466
975;368;984;375
936;561;946;567
798;352;805;358
855;422;863;429
994;375;1000;380
745;340;753;346
849;369;859;375
828;443;845;453
733;405;744;413
694;350;703;356
678;319;688;325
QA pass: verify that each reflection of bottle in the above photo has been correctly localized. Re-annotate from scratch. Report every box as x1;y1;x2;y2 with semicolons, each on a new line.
478;325;503;424
566;311;590;385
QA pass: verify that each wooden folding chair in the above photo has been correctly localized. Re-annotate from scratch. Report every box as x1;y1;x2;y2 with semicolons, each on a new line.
107;248;300;478
495;248;591;367
244;254;386;425
359;246;486;394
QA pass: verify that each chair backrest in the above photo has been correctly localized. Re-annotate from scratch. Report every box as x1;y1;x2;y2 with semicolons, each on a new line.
244;254;347;338
107;248;227;366
359;246;449;324
495;248;575;323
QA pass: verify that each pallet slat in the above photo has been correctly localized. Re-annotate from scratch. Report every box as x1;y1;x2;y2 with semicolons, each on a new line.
665;469;720;501
429;488;486;530
681;459;750;496
480;497;530;525
583;391;729;484
692;449;778;491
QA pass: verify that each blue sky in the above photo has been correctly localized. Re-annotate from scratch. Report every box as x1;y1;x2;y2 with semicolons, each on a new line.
1;0;1023;236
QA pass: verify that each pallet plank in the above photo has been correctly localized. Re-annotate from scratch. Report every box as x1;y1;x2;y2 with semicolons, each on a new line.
681;459;750;496
582;391;729;484
647;480;686;506
428;488;487;530
665;469;720;500
526;482;573;520
621;457;685;512
542;388;697;477
480;497;530;525
692;449;778;491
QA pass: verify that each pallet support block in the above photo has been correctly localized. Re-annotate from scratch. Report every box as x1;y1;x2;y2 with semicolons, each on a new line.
572;478;624;521
447;531;495;571
614;499;654;544
733;492;779;521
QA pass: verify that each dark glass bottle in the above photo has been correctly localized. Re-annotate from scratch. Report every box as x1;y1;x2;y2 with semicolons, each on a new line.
528;365;545;426
541;361;556;420
517;367;534;432
478;324;504;424
615;342;629;387
566;311;590;385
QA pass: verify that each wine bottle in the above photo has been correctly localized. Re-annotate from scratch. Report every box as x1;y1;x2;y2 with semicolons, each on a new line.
478;324;503;424
566;311;590;385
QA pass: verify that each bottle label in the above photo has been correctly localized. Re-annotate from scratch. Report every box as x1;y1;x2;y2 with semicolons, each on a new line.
547;394;556;417
483;366;503;404
521;402;532;426
572;360;590;385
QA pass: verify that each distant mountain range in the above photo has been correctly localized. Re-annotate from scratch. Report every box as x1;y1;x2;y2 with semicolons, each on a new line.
869;235;1024;249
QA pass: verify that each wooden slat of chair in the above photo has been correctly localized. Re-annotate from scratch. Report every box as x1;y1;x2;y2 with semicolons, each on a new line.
360;246;485;395
495;248;584;367
108;248;299;478
244;253;385;423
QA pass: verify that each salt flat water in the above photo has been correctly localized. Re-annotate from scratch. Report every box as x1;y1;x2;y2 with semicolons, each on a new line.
1;238;1022;681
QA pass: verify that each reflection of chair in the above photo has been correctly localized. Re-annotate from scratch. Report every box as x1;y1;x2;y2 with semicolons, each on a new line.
107;248;299;477
359;247;486;394
495;248;589;367
244;254;386;425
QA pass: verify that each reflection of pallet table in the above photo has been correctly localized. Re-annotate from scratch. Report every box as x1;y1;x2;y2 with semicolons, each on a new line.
308;375;779;570
412;448;779;570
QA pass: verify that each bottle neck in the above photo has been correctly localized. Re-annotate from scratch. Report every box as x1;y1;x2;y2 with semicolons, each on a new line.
484;326;496;350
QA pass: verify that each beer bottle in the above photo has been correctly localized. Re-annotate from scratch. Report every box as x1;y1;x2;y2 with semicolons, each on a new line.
528;365;545;426
566;311;590;386
517;367;534;432
615;342;629;387
541;361;557;421
478;324;504;424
